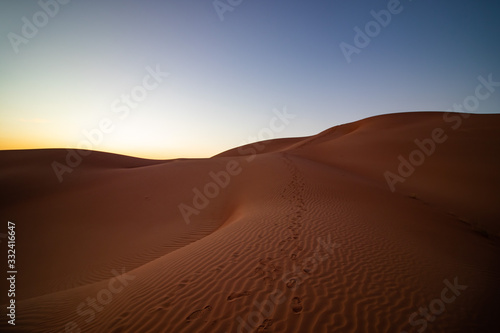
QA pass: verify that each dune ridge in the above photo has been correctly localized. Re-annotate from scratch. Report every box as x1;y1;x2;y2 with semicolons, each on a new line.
1;112;499;332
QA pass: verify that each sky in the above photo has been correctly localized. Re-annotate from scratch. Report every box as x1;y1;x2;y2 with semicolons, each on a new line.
1;0;499;159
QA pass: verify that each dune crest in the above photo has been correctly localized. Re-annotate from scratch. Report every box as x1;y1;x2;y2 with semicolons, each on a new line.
1;112;499;332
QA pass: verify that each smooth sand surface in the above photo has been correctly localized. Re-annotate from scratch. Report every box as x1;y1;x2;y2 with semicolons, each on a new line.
1;112;499;332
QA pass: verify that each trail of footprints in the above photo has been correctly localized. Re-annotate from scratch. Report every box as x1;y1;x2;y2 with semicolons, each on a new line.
280;154;307;251
279;153;307;268
183;154;307;329
251;154;308;323
279;155;307;316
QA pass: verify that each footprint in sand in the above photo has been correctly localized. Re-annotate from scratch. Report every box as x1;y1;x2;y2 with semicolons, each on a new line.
291;297;303;314
227;291;251;301
186;310;203;322
286;279;296;289
186;306;212;322
257;318;273;332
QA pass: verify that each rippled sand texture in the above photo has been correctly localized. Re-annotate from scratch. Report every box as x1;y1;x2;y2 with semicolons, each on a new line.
1;112;499;332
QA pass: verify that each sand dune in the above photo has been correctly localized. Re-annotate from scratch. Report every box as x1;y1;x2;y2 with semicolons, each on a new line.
1;112;499;332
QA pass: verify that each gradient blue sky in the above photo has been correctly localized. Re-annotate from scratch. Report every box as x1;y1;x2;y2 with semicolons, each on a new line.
1;0;499;158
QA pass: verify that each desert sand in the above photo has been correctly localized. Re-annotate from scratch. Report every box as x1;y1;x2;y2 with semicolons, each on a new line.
1;112;499;332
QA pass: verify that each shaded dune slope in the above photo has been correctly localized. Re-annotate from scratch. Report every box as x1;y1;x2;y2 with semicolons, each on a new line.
0;112;499;332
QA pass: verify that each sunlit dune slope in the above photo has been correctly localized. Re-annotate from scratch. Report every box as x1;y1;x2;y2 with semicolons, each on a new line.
0;112;499;333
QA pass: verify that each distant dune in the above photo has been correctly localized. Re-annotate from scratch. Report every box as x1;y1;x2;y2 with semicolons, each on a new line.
1;112;499;332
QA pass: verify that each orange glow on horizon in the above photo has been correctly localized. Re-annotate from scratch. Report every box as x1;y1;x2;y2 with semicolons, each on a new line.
0;138;214;160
